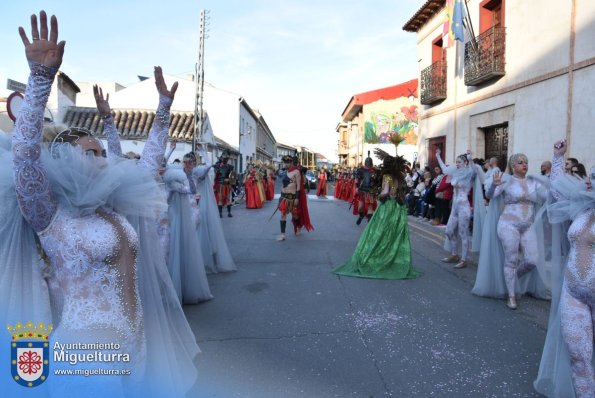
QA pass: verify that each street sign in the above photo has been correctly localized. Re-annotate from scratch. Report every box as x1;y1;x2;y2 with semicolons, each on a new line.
6;79;27;93
7;92;24;122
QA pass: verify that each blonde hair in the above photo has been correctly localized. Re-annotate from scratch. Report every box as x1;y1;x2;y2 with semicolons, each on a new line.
507;153;528;174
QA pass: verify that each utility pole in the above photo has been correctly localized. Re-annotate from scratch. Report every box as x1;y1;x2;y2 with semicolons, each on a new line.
193;9;209;152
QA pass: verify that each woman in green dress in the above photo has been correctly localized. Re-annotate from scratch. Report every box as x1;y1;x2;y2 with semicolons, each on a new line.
334;147;421;280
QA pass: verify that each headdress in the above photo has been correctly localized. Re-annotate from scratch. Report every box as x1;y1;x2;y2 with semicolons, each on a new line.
218;150;230;162
47;126;105;158
364;150;373;167
282;155;293;163
374;136;408;203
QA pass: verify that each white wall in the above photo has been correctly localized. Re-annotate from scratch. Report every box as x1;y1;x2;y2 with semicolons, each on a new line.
239;103;257;172
413;0;595;172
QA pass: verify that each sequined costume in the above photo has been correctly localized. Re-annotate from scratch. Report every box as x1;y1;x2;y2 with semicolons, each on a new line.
485;174;548;300
436;154;478;263
545;153;595;397
7;62;199;397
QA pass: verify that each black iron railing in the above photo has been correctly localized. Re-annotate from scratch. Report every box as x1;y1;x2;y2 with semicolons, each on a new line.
464;26;506;86
421;60;447;105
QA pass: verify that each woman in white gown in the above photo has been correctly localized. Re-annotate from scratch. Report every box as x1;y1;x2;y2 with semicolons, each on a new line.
3;11;199;397
163;151;213;303
192;145;237;273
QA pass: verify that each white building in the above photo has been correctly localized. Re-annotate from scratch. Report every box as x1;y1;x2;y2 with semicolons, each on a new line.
403;0;595;172
70;75;276;172
1;72;80;133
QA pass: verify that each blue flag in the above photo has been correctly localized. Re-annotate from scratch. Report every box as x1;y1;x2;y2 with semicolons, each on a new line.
452;0;465;42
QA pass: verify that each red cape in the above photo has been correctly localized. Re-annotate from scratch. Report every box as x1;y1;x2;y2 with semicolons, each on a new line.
292;168;314;233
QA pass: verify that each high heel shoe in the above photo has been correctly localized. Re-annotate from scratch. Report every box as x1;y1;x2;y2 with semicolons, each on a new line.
506;296;517;310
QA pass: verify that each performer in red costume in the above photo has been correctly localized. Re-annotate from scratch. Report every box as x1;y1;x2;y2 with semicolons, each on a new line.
266;167;276;201
355;153;378;225
334;170;343;199
317;167;328;197
277;156;313;240
213;152;236;218
244;164;262;209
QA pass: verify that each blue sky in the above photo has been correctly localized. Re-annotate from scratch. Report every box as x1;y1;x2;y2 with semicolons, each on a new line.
0;0;422;160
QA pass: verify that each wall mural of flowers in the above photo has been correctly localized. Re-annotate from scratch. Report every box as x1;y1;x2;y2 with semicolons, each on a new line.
364;105;418;145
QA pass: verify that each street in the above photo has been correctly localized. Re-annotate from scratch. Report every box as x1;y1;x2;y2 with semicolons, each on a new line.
185;191;550;398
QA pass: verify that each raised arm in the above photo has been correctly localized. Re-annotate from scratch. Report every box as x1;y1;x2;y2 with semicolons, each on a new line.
550;139;567;201
164;140;176;163
94;84;121;158
192;145;212;180
138;66;178;173
485;171;506;199
435;148;447;173
13;11;64;232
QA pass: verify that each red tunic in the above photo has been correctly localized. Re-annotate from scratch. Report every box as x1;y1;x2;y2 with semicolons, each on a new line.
245;171;262;209
266;173;275;201
316;171;327;196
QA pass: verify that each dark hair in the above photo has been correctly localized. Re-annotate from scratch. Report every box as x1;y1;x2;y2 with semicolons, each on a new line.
457;154;469;165
183;152;197;164
567;157;579;167
574;163;587;178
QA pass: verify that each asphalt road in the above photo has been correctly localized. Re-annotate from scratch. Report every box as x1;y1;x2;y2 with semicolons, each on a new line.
185;189;550;398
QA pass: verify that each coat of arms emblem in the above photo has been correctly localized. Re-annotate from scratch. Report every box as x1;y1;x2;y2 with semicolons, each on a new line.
8;321;53;387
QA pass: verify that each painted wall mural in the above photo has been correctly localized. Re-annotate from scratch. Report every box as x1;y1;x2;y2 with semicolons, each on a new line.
364;105;418;145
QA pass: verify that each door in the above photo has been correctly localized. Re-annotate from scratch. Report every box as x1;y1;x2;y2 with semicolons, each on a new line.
427;136;446;171
484;123;508;172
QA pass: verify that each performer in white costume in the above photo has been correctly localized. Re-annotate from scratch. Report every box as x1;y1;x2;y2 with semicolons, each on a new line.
163;151;213;303
3;11;199;397
435;148;484;269
192;144;237;273
535;140;595;397
474;153;550;309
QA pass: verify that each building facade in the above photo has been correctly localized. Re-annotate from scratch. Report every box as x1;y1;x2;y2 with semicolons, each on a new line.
295;146;317;170
403;0;595;171
252;109;277;165
337;80;420;167
68;75;274;173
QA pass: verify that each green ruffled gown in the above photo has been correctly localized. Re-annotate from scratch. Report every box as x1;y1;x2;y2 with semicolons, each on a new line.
334;183;421;279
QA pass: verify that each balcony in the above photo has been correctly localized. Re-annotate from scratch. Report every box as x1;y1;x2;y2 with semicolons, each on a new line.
338;142;349;156
420;60;447;105
464;26;506;86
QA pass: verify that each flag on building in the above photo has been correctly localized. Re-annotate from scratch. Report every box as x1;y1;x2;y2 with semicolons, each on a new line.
452;0;465;42
442;0;455;47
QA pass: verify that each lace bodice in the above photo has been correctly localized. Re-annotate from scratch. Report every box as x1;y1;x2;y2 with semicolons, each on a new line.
40;208;143;345
13;63;146;355
565;209;595;299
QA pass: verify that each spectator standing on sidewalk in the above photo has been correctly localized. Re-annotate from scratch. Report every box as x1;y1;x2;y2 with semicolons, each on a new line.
435;169;453;226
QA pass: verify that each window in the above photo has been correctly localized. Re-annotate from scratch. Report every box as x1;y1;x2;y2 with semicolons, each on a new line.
479;0;504;34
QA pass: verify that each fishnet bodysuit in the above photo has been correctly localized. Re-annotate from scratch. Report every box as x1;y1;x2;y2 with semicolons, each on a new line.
487;176;547;298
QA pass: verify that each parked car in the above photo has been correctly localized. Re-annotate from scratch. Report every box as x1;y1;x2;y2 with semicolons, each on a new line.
305;170;317;189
